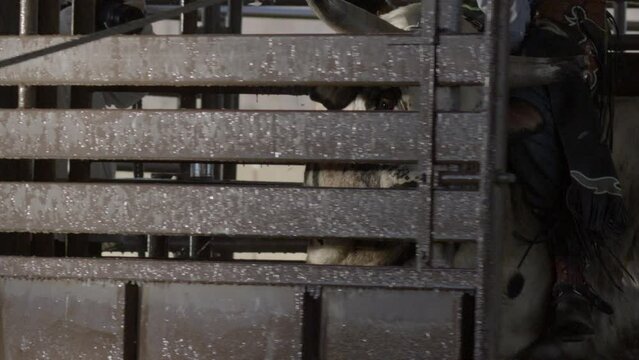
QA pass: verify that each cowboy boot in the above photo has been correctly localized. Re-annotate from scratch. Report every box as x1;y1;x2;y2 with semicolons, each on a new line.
551;282;596;341
550;258;614;342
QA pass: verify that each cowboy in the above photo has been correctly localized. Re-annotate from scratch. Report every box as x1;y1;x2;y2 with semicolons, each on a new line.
347;0;628;343
477;0;628;341
315;0;628;342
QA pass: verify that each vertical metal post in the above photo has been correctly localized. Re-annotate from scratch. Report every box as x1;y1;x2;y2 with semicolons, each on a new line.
14;0;38;255
129;114;148;260
0;0;19;113
224;0;242;112
179;0;198;123
477;0;509;358
67;0;97;257
68;0;95;140
181;0;203;260
18;0;36;151
32;0;60;257
147;235;168;259
201;2;240;182
132;101;145;180
71;0;96;36
0;1;20;256
416;0;436;272
133;163;145;179
179;0;213;260
192;1;243;260
614;0;627;35
221;0;241;180
202;4;225;179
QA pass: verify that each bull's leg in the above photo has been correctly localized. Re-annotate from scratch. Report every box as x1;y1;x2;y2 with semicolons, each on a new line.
304;164;416;266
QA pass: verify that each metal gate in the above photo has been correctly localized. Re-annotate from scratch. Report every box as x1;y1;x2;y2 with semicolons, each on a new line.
0;0;508;358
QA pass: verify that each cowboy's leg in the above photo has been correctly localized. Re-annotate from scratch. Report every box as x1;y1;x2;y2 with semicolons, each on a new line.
506;24;604;339
508;89;599;344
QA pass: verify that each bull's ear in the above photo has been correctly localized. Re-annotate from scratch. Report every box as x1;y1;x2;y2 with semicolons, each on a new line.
309;86;360;110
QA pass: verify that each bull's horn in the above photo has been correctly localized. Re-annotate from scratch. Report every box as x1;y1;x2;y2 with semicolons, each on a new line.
306;0;407;34
508;55;588;88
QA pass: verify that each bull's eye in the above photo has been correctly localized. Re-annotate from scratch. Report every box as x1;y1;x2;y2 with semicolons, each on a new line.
378;100;391;110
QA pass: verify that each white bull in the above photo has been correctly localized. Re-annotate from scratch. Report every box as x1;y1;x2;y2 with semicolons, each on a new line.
304;2;639;359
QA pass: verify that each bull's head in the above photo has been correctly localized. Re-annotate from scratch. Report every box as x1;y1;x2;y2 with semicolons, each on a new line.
306;0;588;109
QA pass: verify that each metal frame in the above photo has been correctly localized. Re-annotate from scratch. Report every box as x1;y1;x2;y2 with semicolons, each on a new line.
0;1;510;358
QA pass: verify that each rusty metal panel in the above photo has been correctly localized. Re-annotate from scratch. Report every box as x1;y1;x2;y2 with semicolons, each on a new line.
0;182;423;238
322;288;463;359
0;35;427;86
0;109;421;163
139;284;302;359
0;256;480;289
0;279;125;359
435;112;486;162
432;191;481;241
437;35;487;85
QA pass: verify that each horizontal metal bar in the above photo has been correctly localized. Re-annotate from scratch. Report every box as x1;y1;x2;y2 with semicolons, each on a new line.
615;53;639;96
435;112;486;162
0;35;426;86
0;182;424;238
84;85;316;95
0;110;421;163
432;191;481;241
610;34;639;50
146;5;317;19
437;35;487;85
231;5;316;18
0;256;479;289
148;0;310;4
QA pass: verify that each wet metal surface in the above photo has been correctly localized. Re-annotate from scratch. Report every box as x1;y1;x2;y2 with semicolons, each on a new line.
0;109;422;163
0;1;504;357
0;35;426;86
420;0;437;41
0;256;480;289
139;284;303;359
0;279;124;359
437;0;461;33
0;182;424;238
322;288;463;359
472;0;510;357
437;35;488;85
436;112;486;162
432;191;481;241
